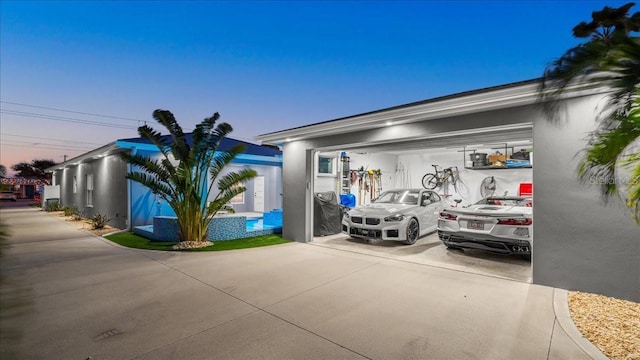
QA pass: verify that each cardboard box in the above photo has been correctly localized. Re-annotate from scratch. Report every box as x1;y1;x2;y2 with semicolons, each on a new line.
488;154;510;163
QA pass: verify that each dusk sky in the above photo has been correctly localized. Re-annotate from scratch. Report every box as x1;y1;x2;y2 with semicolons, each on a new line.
0;0;630;176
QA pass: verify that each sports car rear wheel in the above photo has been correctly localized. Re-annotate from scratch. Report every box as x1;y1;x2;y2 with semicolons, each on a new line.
403;218;419;245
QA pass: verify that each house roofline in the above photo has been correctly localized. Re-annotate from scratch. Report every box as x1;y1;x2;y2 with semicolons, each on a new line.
254;78;604;145
45;142;121;172
46;140;283;173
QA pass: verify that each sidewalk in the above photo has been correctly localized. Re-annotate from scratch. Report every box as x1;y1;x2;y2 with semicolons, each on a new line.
0;207;605;359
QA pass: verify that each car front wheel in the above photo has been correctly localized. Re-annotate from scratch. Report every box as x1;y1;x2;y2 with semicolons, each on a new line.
403;218;419;245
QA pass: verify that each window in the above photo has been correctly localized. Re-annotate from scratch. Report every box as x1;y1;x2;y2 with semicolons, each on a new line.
73;176;77;193
317;155;336;175
86;174;94;206
230;183;245;204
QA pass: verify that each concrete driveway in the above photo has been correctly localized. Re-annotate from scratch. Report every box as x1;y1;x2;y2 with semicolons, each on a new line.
0;207;601;359
311;233;532;283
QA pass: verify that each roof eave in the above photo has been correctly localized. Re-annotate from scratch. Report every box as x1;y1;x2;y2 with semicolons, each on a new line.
255;79;605;146
45;142;121;172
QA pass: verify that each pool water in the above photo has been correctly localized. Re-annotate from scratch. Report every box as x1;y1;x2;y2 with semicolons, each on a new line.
246;218;279;231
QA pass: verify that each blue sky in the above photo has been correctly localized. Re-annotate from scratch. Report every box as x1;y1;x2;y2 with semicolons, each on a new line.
0;0;632;173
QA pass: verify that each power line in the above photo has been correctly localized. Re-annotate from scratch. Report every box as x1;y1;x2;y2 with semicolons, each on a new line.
0;109;139;129
0;139;95;151
1;133;105;146
0;101;143;123
0;142;94;152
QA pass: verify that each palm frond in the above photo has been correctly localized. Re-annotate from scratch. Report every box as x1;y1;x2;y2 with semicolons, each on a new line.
120;152;172;181
137;124;171;158
578;89;640;200
209;144;247;182
126;172;174;201
153;109;191;163
121;109;257;242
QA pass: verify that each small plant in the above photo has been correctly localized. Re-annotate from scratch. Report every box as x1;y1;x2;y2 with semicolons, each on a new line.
90;214;111;230
63;206;78;217
45;201;62;212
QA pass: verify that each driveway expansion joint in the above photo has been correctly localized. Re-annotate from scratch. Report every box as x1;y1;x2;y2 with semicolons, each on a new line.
131;248;374;360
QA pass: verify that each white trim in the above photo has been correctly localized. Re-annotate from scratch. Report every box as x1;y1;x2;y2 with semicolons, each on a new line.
255;81;604;145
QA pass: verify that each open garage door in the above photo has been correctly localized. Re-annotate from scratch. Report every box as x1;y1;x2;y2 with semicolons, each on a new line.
310;125;533;283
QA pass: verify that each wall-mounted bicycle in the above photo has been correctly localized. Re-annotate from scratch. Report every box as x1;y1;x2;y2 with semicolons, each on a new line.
421;164;460;195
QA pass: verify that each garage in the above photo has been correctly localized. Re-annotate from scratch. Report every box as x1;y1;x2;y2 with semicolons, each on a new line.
255;79;640;302
309;129;534;282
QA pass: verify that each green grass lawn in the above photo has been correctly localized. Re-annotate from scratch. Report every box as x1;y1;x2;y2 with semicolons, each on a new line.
105;232;291;251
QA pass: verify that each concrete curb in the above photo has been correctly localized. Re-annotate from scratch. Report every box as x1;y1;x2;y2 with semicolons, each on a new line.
552;288;609;360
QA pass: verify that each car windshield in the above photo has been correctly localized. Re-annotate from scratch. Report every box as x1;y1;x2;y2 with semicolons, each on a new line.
476;197;532;207
373;190;420;205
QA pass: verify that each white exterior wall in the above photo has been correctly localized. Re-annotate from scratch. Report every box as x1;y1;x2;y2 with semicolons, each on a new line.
532;94;639;302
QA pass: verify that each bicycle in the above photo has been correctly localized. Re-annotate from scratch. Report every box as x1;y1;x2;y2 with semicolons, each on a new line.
421;164;459;192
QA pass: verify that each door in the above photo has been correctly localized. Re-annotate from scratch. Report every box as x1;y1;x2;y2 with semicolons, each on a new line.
253;176;265;213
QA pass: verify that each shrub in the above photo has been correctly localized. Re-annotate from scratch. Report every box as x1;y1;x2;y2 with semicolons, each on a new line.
63;206;78;217
90;214;111;230
45;202;62;212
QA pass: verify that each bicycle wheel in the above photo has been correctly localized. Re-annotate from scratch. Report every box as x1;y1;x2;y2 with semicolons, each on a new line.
422;173;439;189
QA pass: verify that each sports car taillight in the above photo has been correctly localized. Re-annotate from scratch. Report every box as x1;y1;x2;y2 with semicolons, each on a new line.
439;212;457;221
497;218;532;226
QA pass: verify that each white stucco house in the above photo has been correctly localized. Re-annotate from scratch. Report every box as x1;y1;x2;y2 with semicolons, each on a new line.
255;79;640;302
46;135;283;230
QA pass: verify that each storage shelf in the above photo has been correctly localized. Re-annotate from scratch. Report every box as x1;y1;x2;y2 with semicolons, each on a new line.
464;166;532;170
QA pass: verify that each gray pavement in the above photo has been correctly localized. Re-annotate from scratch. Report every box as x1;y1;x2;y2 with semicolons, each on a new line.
311;233;532;283
0;207;605;359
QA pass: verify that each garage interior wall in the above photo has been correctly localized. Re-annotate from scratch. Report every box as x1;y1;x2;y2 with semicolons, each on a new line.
397;151;532;205
533;94;640;302
313;148;533;209
314;151;398;205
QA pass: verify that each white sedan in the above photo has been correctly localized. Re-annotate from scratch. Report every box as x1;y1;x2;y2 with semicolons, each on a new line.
437;196;533;259
0;191;17;201
342;189;445;245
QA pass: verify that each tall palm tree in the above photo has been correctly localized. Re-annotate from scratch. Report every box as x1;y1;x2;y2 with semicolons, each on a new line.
539;2;640;222
120;109;257;243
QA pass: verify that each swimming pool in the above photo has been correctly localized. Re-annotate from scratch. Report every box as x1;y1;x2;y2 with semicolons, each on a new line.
134;212;283;242
246;218;280;231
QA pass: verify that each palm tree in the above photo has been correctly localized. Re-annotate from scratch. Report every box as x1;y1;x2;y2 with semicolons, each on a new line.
539;2;640;222
120;109;257;244
11;159;57;182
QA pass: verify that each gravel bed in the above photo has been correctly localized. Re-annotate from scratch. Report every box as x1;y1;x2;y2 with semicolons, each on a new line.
568;291;640;360
172;241;214;250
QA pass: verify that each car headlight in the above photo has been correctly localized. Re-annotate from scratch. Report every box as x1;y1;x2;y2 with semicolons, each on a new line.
343;212;350;219
384;214;405;222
